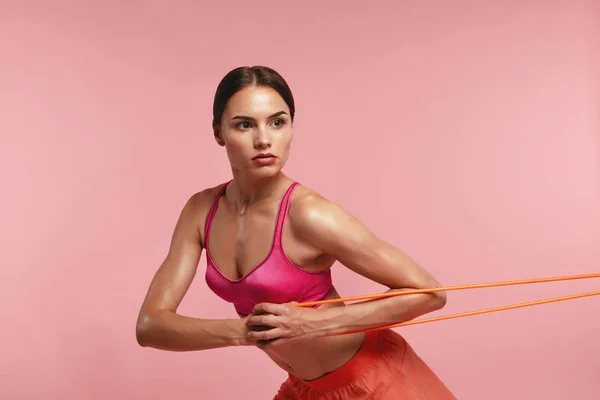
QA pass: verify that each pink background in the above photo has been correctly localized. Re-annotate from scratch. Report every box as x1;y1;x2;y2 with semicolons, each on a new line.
1;1;599;399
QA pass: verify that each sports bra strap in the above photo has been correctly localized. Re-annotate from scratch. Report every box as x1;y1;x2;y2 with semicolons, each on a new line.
204;181;230;242
273;182;300;248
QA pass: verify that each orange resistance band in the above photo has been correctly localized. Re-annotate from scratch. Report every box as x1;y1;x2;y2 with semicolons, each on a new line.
293;272;600;335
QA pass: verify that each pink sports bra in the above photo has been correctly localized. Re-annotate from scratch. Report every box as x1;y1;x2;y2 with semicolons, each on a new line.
204;181;334;317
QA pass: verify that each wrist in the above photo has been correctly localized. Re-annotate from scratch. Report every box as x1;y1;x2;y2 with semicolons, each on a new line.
230;318;253;347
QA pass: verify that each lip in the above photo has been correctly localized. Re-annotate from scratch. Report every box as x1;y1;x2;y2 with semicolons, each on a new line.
252;153;277;166
252;153;276;160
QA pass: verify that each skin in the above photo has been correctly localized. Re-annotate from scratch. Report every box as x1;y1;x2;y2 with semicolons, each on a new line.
136;85;448;380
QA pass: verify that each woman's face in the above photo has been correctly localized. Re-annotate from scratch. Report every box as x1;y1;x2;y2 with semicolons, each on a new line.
215;85;293;178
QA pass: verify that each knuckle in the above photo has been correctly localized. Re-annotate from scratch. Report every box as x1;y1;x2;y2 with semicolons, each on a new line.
255;331;267;339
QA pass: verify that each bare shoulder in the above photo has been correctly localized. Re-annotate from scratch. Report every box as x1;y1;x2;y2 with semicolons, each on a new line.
288;184;333;223
177;182;226;247
186;183;223;210
288;184;370;246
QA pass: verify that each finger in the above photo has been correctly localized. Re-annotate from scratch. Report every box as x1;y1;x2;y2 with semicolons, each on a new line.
259;336;292;349
247;323;273;332
248;327;288;341
256;338;280;348
253;302;287;316
246;315;281;329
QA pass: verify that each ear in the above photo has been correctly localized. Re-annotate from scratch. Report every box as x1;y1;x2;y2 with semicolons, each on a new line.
213;125;225;146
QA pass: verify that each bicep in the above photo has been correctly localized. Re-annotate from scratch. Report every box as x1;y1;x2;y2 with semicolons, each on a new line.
139;194;204;315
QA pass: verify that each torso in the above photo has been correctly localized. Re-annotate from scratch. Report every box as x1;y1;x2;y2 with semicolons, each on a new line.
198;178;366;380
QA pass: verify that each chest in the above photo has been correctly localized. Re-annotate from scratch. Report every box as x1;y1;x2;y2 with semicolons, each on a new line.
207;202;281;280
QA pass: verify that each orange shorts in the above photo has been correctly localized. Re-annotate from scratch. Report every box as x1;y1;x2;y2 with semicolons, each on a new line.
273;329;456;399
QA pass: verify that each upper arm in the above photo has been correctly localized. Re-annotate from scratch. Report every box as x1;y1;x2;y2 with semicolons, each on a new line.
289;194;443;291
137;190;210;319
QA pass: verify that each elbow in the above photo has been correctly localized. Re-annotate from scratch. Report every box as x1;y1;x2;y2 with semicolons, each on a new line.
428;280;447;311
135;313;154;347
433;290;447;311
414;280;447;312
422;276;447;311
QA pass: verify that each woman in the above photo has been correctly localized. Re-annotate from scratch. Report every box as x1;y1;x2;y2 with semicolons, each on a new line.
136;66;456;399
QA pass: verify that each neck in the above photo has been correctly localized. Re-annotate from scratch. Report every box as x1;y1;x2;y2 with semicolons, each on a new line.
226;171;288;213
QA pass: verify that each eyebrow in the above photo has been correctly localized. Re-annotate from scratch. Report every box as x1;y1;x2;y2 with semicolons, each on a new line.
231;111;288;121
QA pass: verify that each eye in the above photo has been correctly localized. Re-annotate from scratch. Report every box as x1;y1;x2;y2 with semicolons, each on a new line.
271;119;285;128
236;121;252;130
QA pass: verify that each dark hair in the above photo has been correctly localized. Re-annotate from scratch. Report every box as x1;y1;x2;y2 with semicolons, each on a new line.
212;65;295;128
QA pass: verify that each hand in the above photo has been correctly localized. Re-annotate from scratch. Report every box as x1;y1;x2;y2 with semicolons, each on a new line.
246;302;326;348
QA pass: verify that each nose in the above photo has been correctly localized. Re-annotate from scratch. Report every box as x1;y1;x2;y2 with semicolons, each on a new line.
254;126;272;149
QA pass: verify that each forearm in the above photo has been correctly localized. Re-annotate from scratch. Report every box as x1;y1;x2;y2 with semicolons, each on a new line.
319;290;446;336
136;310;249;351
